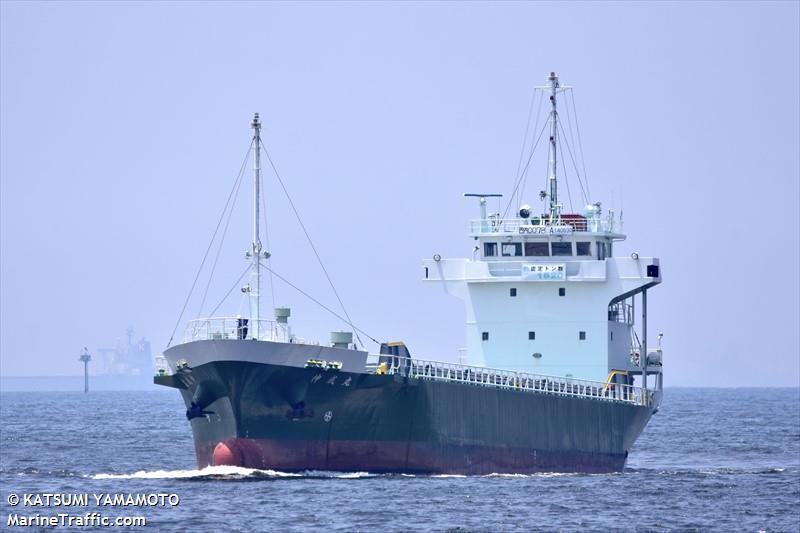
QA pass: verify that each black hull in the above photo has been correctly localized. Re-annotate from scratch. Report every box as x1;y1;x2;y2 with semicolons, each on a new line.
162;361;652;475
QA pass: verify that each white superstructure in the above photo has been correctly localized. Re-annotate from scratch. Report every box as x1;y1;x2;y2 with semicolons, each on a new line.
423;73;663;389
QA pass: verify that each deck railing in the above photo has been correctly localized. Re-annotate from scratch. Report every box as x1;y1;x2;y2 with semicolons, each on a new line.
382;357;651;407
608;302;634;325
469;217;621;235
182;317;290;344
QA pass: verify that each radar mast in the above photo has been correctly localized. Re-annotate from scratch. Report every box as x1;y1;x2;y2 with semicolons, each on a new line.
546;71;560;222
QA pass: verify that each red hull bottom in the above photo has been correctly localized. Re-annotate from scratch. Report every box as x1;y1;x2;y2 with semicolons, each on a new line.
202;437;626;475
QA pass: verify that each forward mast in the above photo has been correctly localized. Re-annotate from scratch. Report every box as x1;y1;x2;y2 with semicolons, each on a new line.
248;113;265;339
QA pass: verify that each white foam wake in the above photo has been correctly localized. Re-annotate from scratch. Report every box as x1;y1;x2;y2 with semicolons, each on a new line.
91;466;300;480
482;472;580;478
91;467;378;480
91;468;606;480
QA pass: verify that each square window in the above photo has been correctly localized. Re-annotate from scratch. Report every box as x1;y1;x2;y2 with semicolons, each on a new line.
482;332;489;341
484;242;497;257
576;242;591;256
528;331;535;340
559;287;566;297
524;242;549;256
579;331;586;340
501;242;522;256
551;242;573;256
510;288;517;297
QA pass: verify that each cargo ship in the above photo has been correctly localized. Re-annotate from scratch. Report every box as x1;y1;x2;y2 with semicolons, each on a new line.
156;72;664;474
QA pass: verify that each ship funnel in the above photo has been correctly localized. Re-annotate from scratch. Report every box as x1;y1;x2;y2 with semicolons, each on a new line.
274;307;291;324
330;331;353;349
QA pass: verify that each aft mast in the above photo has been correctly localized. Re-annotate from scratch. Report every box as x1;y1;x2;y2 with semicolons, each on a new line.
546;71;560;223
249;113;263;339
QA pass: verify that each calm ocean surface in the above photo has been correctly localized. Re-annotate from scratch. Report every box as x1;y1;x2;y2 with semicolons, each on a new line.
1;388;798;532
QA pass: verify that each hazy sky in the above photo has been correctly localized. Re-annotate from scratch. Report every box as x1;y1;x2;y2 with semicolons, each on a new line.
1;1;798;386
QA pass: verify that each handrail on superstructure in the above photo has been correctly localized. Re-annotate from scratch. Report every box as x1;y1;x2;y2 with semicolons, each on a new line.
469;216;622;235
380;357;652;407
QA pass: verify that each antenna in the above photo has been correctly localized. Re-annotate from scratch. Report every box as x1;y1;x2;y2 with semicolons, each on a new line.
464;193;503;222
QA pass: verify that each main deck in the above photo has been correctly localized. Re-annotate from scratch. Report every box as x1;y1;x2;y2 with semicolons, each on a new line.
162;315;656;409
372;357;655;408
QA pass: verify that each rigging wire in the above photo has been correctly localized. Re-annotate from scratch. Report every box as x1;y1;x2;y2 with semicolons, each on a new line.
559;91;589;205
561;89;581;176
502;118;550;219
517;92;546;211
568;88;591;200
206;266;251;319
259;138;364;349
558;134;574;213
259;261;380;346
511;88;543;210
166;144;255;348
557;121;588;205
518;93;545;209
197;141;252;316
259;156;277;311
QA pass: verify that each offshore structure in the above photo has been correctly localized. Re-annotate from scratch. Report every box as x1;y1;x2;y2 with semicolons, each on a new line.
96;328;153;378
79;348;91;393
156;73;664;474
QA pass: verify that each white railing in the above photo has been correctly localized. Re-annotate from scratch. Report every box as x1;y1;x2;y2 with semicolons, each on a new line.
609;302;634;325
385;357;651;407
469;216;621;235
182;317;290;344
153;354;170;375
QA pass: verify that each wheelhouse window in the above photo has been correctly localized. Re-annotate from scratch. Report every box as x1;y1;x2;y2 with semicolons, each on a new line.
510;288;517;297
524;242;549;256
576;241;592;256
482;332;489;341
597;240;613;259
579;331;586;340
502;242;522;257
551;242;573;256
484;242;497;257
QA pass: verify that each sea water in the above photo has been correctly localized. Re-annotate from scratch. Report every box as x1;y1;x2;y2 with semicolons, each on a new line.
1;388;798;532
